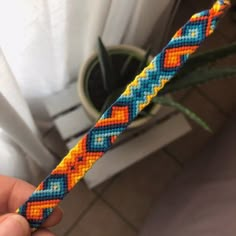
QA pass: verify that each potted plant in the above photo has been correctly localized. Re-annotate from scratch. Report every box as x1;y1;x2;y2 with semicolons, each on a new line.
78;37;160;129
78;37;236;132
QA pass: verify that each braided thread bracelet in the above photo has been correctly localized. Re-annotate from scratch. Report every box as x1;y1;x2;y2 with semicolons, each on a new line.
16;0;230;231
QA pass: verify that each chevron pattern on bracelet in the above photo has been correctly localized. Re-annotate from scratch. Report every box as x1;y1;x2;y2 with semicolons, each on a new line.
16;0;230;230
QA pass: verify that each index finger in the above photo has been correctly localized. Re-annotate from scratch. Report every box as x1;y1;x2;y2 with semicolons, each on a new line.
0;175;63;227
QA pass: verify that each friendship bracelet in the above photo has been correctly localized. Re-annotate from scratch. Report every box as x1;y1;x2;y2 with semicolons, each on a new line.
16;0;230;231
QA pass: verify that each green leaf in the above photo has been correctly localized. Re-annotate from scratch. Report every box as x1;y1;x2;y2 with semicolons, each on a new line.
97;37;116;92
153;97;212;132
137;47;152;73
120;55;133;78
160;67;236;95
178;42;236;77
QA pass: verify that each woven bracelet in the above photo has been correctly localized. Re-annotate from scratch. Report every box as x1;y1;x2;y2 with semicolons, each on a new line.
16;0;230;231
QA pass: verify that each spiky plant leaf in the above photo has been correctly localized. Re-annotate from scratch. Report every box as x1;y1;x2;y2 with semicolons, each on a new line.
97;37;117;92
178;42;236;77
160;67;236;95
120;55;133;78
137;47;152;73
152;96;212;132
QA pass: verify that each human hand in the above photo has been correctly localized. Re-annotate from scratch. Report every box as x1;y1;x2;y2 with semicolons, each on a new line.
0;175;63;235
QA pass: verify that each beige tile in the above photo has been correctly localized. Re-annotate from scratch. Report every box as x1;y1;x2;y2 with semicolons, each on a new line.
101;151;180;230
166;89;226;163
68;199;137;236
166;126;212;163
51;181;96;236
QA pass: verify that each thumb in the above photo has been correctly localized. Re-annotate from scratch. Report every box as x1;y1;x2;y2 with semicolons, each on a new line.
0;214;30;236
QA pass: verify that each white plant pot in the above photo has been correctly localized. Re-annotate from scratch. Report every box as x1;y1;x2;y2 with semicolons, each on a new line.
77;44;160;129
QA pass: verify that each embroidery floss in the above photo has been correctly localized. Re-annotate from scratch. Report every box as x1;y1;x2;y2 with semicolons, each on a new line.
16;0;230;231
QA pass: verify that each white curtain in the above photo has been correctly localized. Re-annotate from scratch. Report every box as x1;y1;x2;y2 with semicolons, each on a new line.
0;0;180;184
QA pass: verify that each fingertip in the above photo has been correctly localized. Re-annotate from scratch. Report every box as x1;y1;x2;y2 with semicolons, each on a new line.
0;214;30;236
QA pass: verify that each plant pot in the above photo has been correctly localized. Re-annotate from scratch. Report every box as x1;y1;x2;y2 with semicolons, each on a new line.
77;44;160;129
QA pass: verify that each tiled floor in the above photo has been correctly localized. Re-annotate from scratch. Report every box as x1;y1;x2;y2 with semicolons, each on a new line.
50;1;236;235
